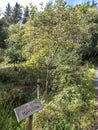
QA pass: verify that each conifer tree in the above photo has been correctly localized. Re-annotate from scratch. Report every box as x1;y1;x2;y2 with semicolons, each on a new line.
0;18;7;48
4;3;12;26
91;0;97;7
12;2;22;24
22;6;30;24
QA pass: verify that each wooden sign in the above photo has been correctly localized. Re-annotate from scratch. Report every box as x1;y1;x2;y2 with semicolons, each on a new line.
14;99;43;122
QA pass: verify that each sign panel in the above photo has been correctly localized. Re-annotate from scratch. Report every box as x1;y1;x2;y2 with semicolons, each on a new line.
14;99;43;122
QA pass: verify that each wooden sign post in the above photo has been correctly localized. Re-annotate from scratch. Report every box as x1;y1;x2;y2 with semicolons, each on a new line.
14;99;43;130
25;115;32;130
37;78;40;99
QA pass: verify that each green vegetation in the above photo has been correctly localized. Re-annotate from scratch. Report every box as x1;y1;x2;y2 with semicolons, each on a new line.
0;0;98;129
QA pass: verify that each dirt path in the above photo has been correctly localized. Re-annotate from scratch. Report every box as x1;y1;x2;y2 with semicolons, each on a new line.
94;67;98;130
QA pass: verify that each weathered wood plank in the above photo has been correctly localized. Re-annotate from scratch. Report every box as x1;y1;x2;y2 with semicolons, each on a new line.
14;99;43;122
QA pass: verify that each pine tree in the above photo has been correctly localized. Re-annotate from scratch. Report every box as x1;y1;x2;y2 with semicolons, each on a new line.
91;0;97;7
12;2;22;24
4;3;12;26
0;18;7;48
22;6;30;24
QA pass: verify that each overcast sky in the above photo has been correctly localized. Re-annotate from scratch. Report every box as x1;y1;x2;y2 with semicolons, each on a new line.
0;0;49;12
0;0;95;13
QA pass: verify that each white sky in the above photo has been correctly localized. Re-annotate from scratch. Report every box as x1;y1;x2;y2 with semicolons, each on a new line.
0;0;50;12
0;0;96;13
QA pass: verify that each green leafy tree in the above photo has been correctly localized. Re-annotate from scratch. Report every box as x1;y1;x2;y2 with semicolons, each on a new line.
29;4;37;20
5;24;25;63
2;2;98;129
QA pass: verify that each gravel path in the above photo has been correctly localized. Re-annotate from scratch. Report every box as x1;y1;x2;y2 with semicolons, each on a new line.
94;67;98;130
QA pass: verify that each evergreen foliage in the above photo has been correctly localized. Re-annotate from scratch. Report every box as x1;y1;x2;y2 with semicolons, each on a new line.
0;18;7;48
22;6;30;24
12;2;22;24
4;2;22;26
4;3;13;26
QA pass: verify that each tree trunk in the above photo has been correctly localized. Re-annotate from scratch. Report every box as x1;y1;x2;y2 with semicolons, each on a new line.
44;68;49;99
